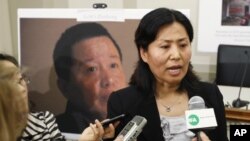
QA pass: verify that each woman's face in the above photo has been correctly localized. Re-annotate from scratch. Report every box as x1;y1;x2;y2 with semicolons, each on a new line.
0;60;29;133
1;61;29;119
1;61;28;96
15;71;29;115
140;22;191;87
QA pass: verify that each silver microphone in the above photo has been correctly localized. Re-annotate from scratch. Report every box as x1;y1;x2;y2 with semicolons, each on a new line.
188;96;206;141
188;96;206;110
117;115;147;141
186;96;217;141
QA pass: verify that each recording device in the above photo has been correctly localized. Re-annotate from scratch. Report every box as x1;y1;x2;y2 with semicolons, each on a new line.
101;114;126;128
93;3;107;9
232;50;250;108
117;115;147;141
185;96;217;141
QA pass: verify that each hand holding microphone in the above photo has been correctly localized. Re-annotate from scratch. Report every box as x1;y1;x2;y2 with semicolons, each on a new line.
191;131;211;141
79;119;115;141
79;114;125;141
186;96;216;141
79;114;147;141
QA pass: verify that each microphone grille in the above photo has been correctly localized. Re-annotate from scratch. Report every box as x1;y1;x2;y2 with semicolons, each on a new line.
188;96;205;110
132;115;147;125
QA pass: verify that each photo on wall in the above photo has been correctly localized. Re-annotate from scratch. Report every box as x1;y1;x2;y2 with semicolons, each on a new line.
221;0;250;26
18;8;189;134
198;0;250;52
18;9;146;134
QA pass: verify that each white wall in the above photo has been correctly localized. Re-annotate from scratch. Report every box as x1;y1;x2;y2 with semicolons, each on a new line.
0;0;13;54
219;85;250;107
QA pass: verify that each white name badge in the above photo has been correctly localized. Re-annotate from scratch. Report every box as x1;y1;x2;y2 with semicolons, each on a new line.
185;108;217;129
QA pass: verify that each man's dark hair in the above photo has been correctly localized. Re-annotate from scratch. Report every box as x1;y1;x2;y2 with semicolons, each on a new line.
0;53;19;66
130;7;199;95
53;22;122;81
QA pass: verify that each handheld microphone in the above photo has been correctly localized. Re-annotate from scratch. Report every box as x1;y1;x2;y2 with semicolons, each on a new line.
232;50;250;108
185;96;217;141
117;115;147;141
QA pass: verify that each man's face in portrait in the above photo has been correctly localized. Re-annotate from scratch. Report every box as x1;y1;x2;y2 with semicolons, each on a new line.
65;36;126;118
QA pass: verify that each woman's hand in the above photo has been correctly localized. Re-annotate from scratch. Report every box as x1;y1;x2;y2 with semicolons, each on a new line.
79;119;115;141
114;135;124;141
192;131;211;141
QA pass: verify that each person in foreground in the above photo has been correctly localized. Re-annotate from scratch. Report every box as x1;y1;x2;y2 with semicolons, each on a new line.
0;53;65;140
0;53;120;141
0;67;28;141
106;8;228;141
53;22;127;133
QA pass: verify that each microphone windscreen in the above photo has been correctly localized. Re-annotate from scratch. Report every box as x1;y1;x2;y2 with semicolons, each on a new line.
188;96;205;110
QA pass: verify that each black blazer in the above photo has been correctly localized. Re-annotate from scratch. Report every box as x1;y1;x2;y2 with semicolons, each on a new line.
106;82;229;141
